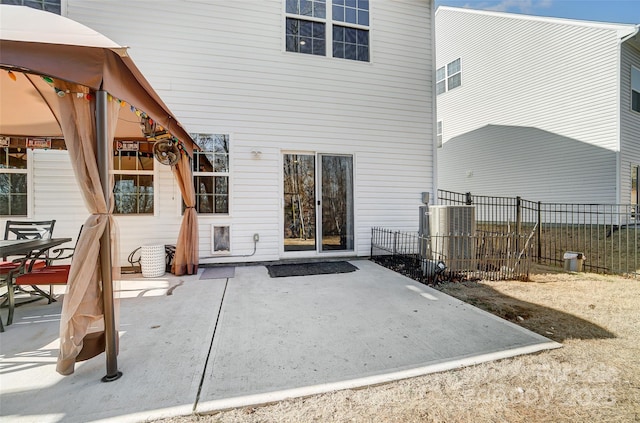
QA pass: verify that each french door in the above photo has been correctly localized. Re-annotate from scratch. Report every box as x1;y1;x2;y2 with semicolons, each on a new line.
283;153;354;253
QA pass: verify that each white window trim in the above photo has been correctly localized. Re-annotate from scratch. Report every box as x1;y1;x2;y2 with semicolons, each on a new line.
283;0;371;61
27;149;34;217
112;143;157;216
631;65;640;114
436;58;462;95
0;147;31;218
436;66;446;95
190;133;231;216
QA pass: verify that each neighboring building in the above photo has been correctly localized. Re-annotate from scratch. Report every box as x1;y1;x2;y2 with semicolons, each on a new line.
1;1;437;266
436;7;640;205
0;0;60;13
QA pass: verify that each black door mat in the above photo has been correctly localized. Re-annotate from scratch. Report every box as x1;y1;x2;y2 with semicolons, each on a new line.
266;261;358;278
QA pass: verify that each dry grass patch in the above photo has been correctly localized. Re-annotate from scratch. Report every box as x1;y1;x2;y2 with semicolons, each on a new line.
154;270;640;423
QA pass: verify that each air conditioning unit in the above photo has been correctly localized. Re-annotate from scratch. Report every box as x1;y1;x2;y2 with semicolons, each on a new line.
429;205;476;271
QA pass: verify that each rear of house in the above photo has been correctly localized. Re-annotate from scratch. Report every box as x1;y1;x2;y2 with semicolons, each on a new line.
1;0;436;266
435;6;640;205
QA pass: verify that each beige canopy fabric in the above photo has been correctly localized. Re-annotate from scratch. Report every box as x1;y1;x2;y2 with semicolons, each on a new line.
0;41;193;153
172;154;199;276
56;82;120;375
1;69;150;139
0;4;193;151
0;5;200;375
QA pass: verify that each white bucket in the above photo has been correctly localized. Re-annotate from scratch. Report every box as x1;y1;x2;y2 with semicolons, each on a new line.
140;244;166;278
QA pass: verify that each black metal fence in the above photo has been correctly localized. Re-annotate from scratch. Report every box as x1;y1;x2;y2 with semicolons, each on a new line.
438;190;639;277
370;227;532;284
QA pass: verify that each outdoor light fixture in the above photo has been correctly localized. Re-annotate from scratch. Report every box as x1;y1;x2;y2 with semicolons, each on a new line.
251;149;262;157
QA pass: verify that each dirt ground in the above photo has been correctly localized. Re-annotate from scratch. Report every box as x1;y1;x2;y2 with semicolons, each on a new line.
153;267;640;423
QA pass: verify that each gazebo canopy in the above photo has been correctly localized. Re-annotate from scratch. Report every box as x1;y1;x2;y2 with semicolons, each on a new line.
0;5;199;379
0;4;194;152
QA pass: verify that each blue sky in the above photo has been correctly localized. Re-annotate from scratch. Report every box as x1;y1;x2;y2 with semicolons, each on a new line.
434;0;640;25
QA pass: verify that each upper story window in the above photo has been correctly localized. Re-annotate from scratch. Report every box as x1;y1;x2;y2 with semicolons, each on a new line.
436;121;443;148
113;141;154;214
0;0;61;14
436;58;461;96
190;134;230;214
332;0;369;25
285;0;370;62
286;17;327;56
632;66;640;113
0;138;28;216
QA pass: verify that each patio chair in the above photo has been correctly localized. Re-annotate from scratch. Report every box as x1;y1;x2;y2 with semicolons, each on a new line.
1;220;57;273
5;225;82;327
1;220;56;327
3;220;56;242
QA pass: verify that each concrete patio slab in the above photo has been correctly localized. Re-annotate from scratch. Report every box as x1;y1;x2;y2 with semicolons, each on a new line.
0;260;560;423
196;260;559;412
1;275;226;423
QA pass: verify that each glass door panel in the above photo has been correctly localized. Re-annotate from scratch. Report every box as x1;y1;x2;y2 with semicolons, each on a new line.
283;154;316;251
320;155;354;251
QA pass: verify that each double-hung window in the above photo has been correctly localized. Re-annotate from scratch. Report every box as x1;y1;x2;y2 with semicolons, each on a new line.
113;141;154;214
436;67;446;95
332;0;369;61
0;138;28;216
632;66;640;113
285;0;327;56
191;134;229;214
285;0;370;62
436;58;461;95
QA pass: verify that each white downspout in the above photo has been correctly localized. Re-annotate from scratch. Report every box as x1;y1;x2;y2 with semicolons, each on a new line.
431;0;439;204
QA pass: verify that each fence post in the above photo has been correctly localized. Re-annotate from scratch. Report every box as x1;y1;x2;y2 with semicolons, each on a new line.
393;230;397;255
516;196;522;234
465;192;472;205
537;201;542;263
516;196;522;252
370;227;374;257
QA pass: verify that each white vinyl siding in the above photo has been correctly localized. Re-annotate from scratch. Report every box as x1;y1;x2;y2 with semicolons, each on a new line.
2;149;182;267
437;124;616;202
436;7;631;203
620;43;640;205
55;0;435;264
6;150;89;251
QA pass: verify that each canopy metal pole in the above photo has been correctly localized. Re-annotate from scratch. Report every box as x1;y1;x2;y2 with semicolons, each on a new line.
96;90;122;382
